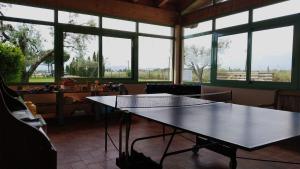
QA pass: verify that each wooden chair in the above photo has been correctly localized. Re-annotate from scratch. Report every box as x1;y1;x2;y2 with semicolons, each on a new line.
260;90;300;112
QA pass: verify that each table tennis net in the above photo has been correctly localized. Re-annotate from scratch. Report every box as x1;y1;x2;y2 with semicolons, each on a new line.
114;95;212;109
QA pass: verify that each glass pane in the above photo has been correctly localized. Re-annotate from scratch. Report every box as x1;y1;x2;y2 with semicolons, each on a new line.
251;26;293;82
0;2;54;22
103;37;132;78
139;37;172;81
0;21;54;83
216;11;249;29
184;20;212;36
102;17;136;32
139;23;172;36
58;11;99;27
217;33;248;81
183;35;212;83
64;33;99;78
253;0;300;22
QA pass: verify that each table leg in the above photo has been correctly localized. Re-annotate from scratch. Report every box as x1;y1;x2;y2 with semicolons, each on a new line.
56;91;64;125
104;106;108;152
125;113;131;158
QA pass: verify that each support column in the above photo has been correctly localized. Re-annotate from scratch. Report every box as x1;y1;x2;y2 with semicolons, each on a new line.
174;25;183;84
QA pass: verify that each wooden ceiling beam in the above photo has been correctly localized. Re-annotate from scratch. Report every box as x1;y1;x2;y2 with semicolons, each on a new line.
181;0;286;26
3;0;179;25
158;0;170;7
181;0;211;15
177;0;196;12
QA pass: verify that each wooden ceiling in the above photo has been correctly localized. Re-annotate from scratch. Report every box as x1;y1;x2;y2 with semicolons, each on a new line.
2;0;282;26
118;0;214;14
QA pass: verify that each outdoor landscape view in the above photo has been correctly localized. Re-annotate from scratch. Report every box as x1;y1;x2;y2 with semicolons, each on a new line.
183;25;293;83
0;3;173;83
0;2;294;84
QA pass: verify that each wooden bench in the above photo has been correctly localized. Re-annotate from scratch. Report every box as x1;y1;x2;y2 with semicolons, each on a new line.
218;71;273;81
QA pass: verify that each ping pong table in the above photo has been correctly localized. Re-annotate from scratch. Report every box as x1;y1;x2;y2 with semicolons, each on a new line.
87;94;300;169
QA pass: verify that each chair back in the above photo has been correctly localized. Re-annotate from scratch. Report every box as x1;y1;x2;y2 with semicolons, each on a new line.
274;90;300;112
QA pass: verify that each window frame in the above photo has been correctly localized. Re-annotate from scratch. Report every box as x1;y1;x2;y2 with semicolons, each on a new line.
214;31;249;83
0;2;175;85
101;33;136;81
138;36;174;82
183;9;300;90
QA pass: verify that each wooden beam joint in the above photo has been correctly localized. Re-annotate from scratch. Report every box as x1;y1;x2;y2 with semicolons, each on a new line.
158;0;169;8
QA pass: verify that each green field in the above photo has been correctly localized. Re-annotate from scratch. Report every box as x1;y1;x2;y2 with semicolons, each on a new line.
104;71;130;78
29;77;54;83
28;69;172;83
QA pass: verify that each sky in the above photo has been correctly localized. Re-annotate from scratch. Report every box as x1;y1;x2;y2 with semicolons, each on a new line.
103;36;131;70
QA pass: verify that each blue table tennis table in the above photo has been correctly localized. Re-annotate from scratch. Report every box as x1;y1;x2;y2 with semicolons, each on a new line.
87;94;300;169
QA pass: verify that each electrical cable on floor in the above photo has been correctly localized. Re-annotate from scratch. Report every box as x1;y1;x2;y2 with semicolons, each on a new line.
107;132;119;152
237;156;300;165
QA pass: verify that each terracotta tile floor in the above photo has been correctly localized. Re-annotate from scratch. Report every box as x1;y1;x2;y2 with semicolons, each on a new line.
47;116;300;169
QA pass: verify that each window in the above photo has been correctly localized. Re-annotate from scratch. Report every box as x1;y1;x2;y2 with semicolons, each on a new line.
0;21;54;83
139;37;172;81
0;2;54;22
58;11;99;27
217;33;248;81
183;35;212;83
251;26;293;82
139;23;172;36
216;11;249;29
184;20;212;36
102;36;132;78
63;33;99;78
253;0;300;22
102;17;136;32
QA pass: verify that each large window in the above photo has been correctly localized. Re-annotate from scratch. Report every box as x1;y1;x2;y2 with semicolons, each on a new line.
58;11;99;27
253;0;300;22
184;20;212;36
1;21;54;83
251;26;294;82
102;36;132;78
0;2;54;22
63;32;99;78
139;23;172;36
183;35;212;83
216;11;249;29
217;33;248;81
139;37;172;81
102;17;136;32
0;2;175;84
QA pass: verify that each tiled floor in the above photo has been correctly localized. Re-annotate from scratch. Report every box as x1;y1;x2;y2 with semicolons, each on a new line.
48;116;300;169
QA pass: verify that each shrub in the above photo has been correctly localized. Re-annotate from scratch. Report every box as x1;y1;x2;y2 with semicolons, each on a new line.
0;43;25;83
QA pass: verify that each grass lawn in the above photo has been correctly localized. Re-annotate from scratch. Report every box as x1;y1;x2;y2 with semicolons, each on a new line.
29;77;54;83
